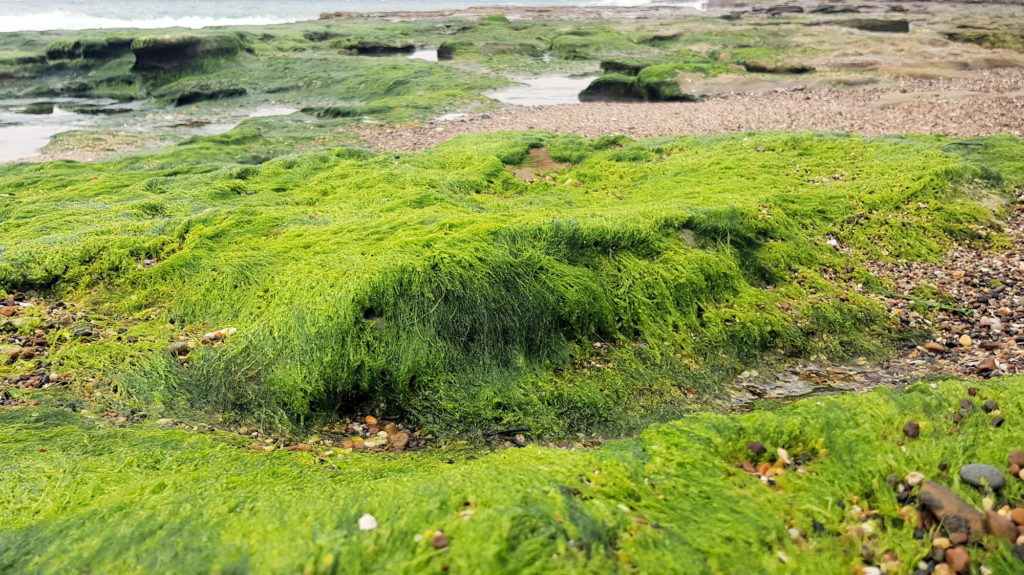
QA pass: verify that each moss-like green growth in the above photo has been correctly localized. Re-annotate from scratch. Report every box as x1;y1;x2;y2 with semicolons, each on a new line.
45;36;133;61
947;30;1024;52
130;33;250;71
0;131;1019;435
3;377;1024;573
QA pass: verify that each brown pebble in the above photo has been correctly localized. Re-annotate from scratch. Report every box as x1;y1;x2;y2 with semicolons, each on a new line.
968;387;979;397
430;530;449;549
961;398;973;410
1011;508;1024;526
365;415;378;425
924;341;948;354
747;441;766;454
1009;451;1024;468
944;546;969;573
904;421;920;438
391;431;410;451
977;357;998;373
986;510;1017;542
939;461;949;472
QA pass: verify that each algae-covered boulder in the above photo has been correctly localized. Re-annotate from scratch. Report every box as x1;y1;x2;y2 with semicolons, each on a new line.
344;41;415;55
579;73;643;101
743;60;815;74
599;59;650;76
839;19;910;33
636;64;701;102
45;37;134;61
154;79;247;106
947;31;1024;52
437;42;458;60
131;33;248;71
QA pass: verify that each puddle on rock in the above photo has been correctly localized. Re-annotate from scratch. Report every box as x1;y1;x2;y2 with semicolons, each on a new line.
485;75;597;106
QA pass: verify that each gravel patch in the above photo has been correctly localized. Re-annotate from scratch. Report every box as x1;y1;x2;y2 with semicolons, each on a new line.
359;68;1024;152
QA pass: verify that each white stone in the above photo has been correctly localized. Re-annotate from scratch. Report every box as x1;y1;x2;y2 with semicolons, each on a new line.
358;513;377;531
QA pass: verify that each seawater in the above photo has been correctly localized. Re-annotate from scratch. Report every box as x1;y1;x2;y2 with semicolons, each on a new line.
0;0;704;32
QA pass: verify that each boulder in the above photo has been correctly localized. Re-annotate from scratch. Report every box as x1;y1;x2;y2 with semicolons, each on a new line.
579;74;644;102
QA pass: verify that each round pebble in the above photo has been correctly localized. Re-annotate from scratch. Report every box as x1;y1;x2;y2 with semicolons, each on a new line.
960;463;1007;490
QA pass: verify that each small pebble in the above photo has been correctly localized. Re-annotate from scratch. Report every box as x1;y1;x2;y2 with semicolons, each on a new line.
961;463;1007;490
358;513;377;531
431;530;449;549
746;441;765;455
993;417;1006;428
904;421;920;438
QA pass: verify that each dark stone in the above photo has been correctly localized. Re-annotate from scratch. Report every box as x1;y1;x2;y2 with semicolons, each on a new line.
939;461;949;472
984;399;998;412
743;61;815;74
765;5;804;16
839;19;910;33
993;417;1006;428
968;387;979;396
960;463;1006;490
904;420;920;438
813;520;825;533
747;441;766;455
961;398;973;410
349;41;415;56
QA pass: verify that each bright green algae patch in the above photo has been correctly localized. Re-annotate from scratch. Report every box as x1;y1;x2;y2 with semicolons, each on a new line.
0;131;1019;433
3;377;1024;573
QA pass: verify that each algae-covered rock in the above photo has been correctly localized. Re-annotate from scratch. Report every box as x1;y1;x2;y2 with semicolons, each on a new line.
345;41;415;56
599;59;650;76
743;60;814;74
838;19;910;33
578;73;643;101
947;31;1024;52
21;102;54;114
46;37;133;61
131;33;248;71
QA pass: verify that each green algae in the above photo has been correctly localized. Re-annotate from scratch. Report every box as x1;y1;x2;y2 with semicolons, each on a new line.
0;131;1019;435
3;377;1024;573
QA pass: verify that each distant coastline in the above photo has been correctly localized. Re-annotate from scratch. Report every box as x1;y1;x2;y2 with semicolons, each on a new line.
0;0;703;32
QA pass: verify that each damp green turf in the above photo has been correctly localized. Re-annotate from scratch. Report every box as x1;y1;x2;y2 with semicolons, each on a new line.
0;131;1020;435
3;377;1024;574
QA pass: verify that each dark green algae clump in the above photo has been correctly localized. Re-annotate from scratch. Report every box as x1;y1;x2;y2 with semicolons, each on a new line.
0;130;1020;437
4;377;1024;573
